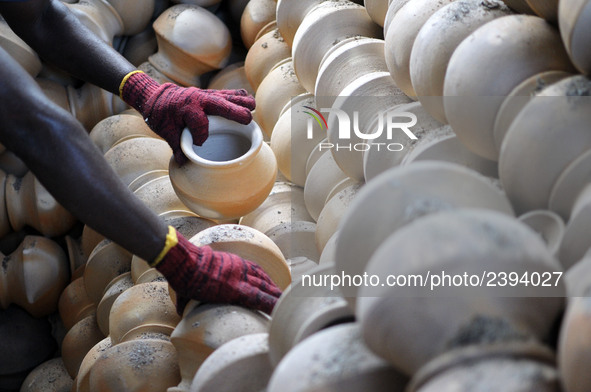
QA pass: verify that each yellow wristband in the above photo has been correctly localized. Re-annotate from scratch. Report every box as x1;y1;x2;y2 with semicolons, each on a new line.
119;70;145;99
151;225;179;267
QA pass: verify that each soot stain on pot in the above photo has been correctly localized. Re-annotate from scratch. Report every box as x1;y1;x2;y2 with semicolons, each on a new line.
446;315;532;349
128;341;158;370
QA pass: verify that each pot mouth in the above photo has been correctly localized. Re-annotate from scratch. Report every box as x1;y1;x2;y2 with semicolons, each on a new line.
180;116;262;167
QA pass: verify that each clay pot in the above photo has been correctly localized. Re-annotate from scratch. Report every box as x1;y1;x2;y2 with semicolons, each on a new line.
365;0;390;26
292;1;383;93
89;113;161;154
0;236;69;318
362;101;444;182
65;235;87;277
96;272;134;336
83;239;132;304
120;25;158;66
326;71;412;181
106;0;155;35
357;209;564;375
268;263;353;366
276;0;332;47
65;0;124;44
502;0;536;13
81;225;105;260
558;184;591;269
74;337;112;392
399;126;499;179
149;4;232;86
189;333;272;392
0;170;10;238
244;28;291;92
240;0;277;49
493;70;571;153
0;305;57;391
61;314;105;379
443;15;576;161
385;0;456;99
409;0;513;123
138;60;180;84
315;37;389;110
559;0;591;74
254;58;306;138
189;224;291;289
499;75;591;217
170;302;270;392
270;93;326;186
5;171;77;237
518;210;565;257
36;78;71;114
384;0;412;36
525;0;558;23
0;18;42;76
207;62;254;95
169;116;277;220
132;174;194;215
334;161;514;308
108;281;180;344
88;334;180;392
20;357;73;392
103;136;172;188
58;277;96;331
319;231;339;266
268;323;408;392
409;343;560;391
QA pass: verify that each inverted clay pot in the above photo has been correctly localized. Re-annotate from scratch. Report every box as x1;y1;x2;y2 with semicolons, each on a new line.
557;184;591;269
0;18;42;76
74;337;112;392
518;210;565;257
20;357;73;392
120;25;158;66
132;174;195;215
334;161;514;308
89;113;161;154
96;272;134;336
409;0;513;123
58;277;96;332
275;0;326;47
292;1;382;93
149;4;232;86
5;171;78;237
0;236;69;318
244;28;291;92
364;0;390;26
170;302;269;392
61;314;105;379
268;323;408;392
83;239;132;304
240;0;277;49
549;150;591;221
106;0;156;36
384;0;413;36
443;14;576;161
65;0;124;44
559;0;591;74
357;209;564;375
207;62;254;94
169;116;277;220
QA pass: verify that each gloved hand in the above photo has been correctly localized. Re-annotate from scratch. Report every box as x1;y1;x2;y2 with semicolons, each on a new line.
120;71;256;165
151;226;282;315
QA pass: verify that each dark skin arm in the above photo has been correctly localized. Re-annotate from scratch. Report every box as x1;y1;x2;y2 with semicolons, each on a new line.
0;0;135;94
0;0;167;261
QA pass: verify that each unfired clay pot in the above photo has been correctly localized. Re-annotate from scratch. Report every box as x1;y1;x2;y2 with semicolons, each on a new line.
291;1;383;93
409;0;513;123
0;236;69;318
83;239;132;304
0;169;10;238
559;0;591;74
334;161;514;308
443;15;576;161
58;277;96;332
65;0;125;44
240;0;277;49
5;171;77;237
74;337;112;392
304;150;349;221
268;323;408;392
384;0;412;35
132;174;195;216
275;0;326;46
61;314;105;379
0;18;42;77
120;25;158;67
96;272;134;336
244;28;291;92
357;209;564;375
20;357;73;392
518;210;565;257
189;333;272;392
558;184;591;269
525;0;559;22
207;62;254;95
365;0;390;26
189;224;291;289
169;116;277;220
170;302;269;392
89;113;161;154
149;4;232;86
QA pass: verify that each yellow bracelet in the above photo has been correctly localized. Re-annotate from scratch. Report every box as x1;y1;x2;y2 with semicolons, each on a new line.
119;70;145;99
151;225;179;267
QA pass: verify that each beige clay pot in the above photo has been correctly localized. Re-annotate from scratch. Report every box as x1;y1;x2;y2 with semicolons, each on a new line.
525;0;559;23
83;239;132;304
0;18;42;77
96;272;134;336
385;0;456;99
69;82;128;131
365;0;390;26
61;314;105;379
107;0;156;35
20;357;73;392
89;113;161;154
304;150;348;222
169;116;277;220
132;174;194;215
409;0;513;123
275;0;325;47
559;0;591;75
558;185;591;269
518;210;565;257
120;25;158;66
5;171;77;237
240;0;277;49
169;302;269;392
149;4;232;86
291;1;382;93
244;28;291;92
207;62;254;95
65;0;125;44
0;236;69;318
334;161;514;308
74;337;112;392
443;15;575;161
268;323;408;392
189;333;272;392
383;0;412;36
58;277;96;332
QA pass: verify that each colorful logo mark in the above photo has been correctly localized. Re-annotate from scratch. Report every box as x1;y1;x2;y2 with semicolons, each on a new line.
303;106;328;130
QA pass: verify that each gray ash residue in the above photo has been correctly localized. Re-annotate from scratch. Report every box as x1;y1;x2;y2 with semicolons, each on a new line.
446;315;532;349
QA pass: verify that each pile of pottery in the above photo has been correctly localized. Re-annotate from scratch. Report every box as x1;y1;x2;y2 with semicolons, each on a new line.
3;0;591;390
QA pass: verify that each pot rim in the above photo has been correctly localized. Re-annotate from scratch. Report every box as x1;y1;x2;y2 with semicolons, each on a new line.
180;115;262;168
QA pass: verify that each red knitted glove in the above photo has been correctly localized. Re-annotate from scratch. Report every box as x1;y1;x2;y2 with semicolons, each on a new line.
152;227;282;315
120;71;256;164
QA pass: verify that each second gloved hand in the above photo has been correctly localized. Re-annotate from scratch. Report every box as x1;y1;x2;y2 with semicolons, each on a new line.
151;226;282;315
120;71;256;164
